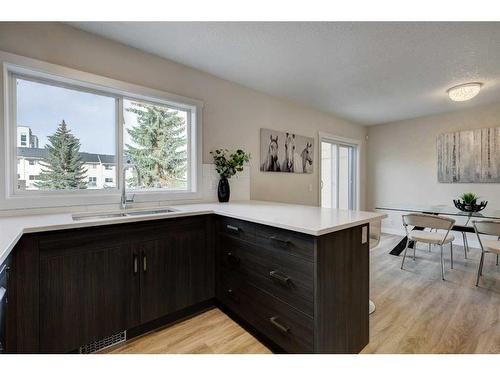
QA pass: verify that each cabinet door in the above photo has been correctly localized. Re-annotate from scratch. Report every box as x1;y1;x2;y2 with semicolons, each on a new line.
169;220;214;310
140;220;213;323
139;239;170;323
40;245;139;353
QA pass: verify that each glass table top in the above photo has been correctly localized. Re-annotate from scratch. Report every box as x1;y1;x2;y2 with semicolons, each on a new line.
376;205;500;220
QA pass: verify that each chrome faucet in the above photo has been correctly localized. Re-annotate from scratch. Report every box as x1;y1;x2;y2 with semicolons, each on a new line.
121;163;141;210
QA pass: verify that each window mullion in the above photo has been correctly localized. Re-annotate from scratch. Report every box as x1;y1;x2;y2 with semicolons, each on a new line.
117;97;124;196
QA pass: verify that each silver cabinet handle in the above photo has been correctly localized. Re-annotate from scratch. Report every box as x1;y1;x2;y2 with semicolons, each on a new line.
269;316;290;334
133;253;138;274
226;224;240;233
269;270;292;286
270;235;291;245
142;251;147;272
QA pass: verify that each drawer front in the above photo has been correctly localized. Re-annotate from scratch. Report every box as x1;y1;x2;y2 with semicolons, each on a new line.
255;225;314;261
216;269;248;319
217;270;314;353
217;235;314;316
216;217;256;242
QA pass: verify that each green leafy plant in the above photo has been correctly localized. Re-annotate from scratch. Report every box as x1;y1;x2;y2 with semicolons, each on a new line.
210;149;251;179
459;192;479;204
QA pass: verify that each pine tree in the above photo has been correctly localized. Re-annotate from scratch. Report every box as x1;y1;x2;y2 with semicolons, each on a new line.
125;102;187;188
36;120;88;190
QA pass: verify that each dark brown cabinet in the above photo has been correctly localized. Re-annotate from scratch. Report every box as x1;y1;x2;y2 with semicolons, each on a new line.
140;219;213;323
8;215;213;353
215;216;369;354
6;213;368;354
40;244;139;353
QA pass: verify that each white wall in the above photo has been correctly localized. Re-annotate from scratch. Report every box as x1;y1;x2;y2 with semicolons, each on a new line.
0;22;367;210
367;102;500;243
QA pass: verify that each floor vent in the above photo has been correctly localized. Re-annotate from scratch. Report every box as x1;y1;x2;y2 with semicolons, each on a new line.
79;331;126;354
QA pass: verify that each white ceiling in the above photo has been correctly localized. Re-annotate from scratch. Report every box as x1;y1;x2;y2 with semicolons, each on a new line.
69;22;500;125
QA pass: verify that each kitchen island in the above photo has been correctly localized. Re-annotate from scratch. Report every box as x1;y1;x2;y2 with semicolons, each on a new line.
0;200;385;354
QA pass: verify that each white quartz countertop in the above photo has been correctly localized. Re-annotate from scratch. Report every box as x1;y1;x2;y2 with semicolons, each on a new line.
0;200;386;265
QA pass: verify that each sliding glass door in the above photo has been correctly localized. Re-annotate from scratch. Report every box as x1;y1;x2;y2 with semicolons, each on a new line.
321;140;357;210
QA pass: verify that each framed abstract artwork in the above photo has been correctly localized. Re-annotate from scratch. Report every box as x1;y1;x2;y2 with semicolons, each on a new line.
437;127;500;183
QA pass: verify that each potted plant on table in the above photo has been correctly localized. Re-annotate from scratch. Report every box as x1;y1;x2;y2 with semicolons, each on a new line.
453;192;488;213
210;148;251;202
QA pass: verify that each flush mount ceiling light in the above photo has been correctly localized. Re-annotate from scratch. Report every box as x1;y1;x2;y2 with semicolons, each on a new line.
447;82;482;102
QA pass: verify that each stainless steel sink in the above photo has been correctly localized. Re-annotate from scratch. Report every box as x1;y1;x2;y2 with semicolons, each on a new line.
72;208;176;221
72;213;128;221
124;208;176;216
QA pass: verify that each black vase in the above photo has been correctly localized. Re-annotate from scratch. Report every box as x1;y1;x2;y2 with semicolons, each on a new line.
217;177;230;202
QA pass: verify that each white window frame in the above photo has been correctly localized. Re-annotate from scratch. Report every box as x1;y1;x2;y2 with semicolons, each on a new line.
318;132;361;210
0;50;203;210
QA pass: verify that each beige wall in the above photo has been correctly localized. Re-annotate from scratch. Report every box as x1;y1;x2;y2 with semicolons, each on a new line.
0;22;367;207
367;102;500;231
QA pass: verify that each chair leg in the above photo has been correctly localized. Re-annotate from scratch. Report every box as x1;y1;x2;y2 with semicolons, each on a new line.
450;242;454;269
476;252;485;287
497;254;499;266
440;245;445;280
428;243;431;252
401;240;409;270
413;241;417;260
462;232;468;259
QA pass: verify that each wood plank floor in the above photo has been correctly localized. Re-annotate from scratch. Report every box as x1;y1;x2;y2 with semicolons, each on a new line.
105;234;500;354
362;234;500;354
104;308;271;354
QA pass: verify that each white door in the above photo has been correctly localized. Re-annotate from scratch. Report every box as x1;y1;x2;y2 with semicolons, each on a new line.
321;140;357;210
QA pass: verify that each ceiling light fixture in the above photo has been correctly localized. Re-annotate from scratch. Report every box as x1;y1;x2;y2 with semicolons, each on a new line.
447;82;482;102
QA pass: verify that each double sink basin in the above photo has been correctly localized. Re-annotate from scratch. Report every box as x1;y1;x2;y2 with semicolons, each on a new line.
72;208;177;221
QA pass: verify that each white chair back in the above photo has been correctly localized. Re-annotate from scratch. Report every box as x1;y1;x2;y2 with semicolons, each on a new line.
473;220;500;237
402;213;455;231
369;219;381;250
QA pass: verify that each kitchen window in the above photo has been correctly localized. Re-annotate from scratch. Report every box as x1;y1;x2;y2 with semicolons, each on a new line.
2;54;202;209
14;76;117;192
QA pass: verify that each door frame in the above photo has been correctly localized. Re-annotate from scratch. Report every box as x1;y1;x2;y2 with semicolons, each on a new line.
318;132;361;210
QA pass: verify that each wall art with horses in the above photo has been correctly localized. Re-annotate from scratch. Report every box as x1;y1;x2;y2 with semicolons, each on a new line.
260;128;314;173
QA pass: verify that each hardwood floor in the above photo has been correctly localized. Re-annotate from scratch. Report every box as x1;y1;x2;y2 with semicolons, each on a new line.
362;234;500;354
104;308;271;354
105;234;500;354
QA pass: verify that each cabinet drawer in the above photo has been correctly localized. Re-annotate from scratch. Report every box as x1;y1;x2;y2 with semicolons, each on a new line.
216;269;248;319
255;225;314;261
217;270;313;353
217;235;314;316
216;217;256;242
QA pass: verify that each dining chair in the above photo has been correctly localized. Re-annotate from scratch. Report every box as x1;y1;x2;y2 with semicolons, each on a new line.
472;220;500;287
368;219;382;314
401;213;455;280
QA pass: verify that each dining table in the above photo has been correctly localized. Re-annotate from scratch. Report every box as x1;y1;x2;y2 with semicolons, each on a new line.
375;205;500;256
